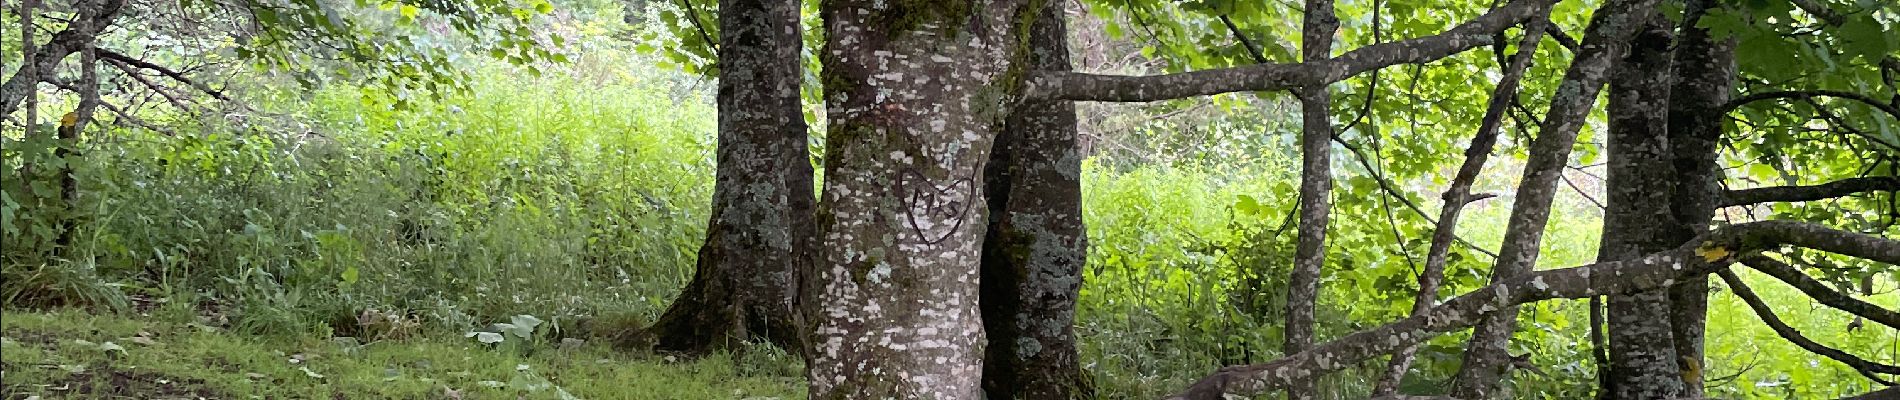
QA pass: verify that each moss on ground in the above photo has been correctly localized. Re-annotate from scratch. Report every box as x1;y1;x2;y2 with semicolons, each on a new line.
0;309;805;399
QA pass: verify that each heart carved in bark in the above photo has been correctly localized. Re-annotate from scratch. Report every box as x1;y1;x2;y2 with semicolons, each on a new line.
897;168;974;245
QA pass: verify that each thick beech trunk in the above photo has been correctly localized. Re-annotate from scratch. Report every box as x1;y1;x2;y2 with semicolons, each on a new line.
979;2;1093;399
647;0;813;355
1600;10;1684;399
1661;2;1737;396
1448;0;1662;396
807;1;1033;398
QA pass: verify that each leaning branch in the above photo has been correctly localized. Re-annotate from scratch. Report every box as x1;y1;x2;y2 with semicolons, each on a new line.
1720;176;1899;207
1162;220;1900;400
1025;0;1554;102
1717;269;1900;385
1741;255;1900;330
95;48;231;101
1722;90;1900;120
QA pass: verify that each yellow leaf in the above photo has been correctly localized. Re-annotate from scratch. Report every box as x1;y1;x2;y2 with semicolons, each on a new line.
1695;243;1730;262
60;112;79;127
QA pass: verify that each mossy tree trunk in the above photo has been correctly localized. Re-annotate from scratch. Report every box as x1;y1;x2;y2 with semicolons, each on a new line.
978;2;1092;399
806;0;1035;398
646;0;814;355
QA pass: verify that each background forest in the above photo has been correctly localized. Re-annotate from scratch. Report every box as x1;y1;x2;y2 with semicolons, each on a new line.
2;0;1896;399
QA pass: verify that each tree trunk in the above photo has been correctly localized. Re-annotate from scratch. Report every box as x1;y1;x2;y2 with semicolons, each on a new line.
55;31;102;254
1448;0;1662;396
1285;0;1338;397
646;0;813;355
1660;2;1737;396
1;0;124;117
807;1;1033;398
979;2;1093;399
1600;9;1685;399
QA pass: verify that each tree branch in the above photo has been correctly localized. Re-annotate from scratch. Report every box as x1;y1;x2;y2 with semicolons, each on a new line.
103;58;194;111
1162;220;1900;400
1741;254;1900;330
1723;90;1900;120
1717;269;1899;385
1373;16;1548;395
95;48;230;101
1025;0;1555;102
0;0;126;116
1721;176;1899;207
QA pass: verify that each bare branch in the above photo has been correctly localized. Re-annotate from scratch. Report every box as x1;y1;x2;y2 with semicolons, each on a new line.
1025;0;1555;102
1741;254;1900;330
1721;176;1900;207
1163;220;1900;400
95;48;230;101
1374;16;1548;395
1717;269;1899;385
103;58;194;111
1723;90;1900;120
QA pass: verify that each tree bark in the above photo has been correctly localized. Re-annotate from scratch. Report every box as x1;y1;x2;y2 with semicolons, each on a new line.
55;22;103;254
1448;0;1663;396
646;0;812;355
1285;0;1339;397
1372;15;1548;396
1;0;125;117
979;2;1093;399
807;2;1033;398
18;0;38;131
1599;9;1684;399
1660;1;1736;396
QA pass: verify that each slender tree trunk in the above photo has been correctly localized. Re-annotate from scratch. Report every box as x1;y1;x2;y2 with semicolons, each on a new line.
1448;0;1662;396
979;2;1093;399
1661;2;1736;396
18;0;38;132
55;28;102;254
646;0;812;355
1372;15;1548;395
1600;9;1685;399
1285;0;1338;397
807;2;1033;398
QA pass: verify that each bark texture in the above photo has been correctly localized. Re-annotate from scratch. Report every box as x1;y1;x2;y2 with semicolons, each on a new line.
1448;0;1663;396
979;2;1092;399
1660;1;1736;395
808;2;1033;398
1284;0;1338;397
647;0;813;355
1599;10;1684;398
1168;221;1900;400
1371;15;1548;395
1;0;125;116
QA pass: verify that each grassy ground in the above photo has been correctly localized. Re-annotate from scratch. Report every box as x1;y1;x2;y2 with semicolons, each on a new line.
0;309;805;399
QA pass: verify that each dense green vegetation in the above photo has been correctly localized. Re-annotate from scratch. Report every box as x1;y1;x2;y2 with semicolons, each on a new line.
4;0;1896;399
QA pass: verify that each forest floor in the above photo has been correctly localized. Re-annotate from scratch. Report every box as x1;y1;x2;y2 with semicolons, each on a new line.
0;309;805;399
